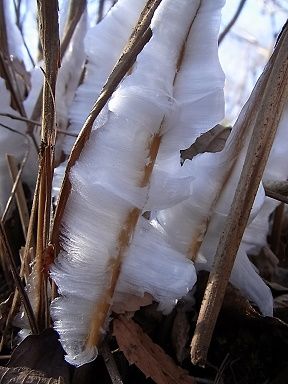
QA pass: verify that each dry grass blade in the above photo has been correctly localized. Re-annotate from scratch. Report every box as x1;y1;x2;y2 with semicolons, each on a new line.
191;22;288;366
113;316;196;384
51;0;162;248
34;0;60;330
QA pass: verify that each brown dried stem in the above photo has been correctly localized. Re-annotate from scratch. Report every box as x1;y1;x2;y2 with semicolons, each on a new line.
34;0;60;329
191;22;288;366
0;222;38;334
27;0;87;136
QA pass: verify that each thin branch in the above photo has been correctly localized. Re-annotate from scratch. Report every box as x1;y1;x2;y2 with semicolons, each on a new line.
218;0;248;45
191;22;288;366
0;112;41;126
0;112;77;137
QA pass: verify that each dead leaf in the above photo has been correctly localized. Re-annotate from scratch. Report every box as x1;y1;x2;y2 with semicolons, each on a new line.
0;366;63;383
113;315;195;384
8;328;70;383
180;124;231;164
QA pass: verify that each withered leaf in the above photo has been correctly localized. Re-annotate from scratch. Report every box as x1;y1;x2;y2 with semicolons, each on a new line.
8;328;70;383
180;124;231;164
0;366;63;383
113;315;195;384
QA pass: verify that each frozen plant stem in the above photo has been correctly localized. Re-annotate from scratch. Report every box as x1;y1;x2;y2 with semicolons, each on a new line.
51;0;162;250
35;0;60;330
86;134;161;348
191;22;288;366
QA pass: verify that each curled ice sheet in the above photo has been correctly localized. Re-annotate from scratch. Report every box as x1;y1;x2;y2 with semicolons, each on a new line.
115;219;197;314
147;0;226;210
51;0;201;366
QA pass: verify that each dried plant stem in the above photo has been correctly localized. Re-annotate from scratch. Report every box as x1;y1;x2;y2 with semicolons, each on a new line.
191;23;288;366
51;0;162;248
61;0;87;56
34;0;60;329
6;155;30;238
264;180;288;204
0;222;38;334
27;0;87;137
100;341;124;384
86;134;161;349
265;189;288;204
0;2;38;151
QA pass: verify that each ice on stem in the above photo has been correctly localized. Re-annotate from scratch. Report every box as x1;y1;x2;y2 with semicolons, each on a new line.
51;0;199;366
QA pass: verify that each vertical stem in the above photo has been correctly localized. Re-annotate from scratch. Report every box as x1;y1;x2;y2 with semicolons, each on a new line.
35;0;60;329
191;23;288;366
